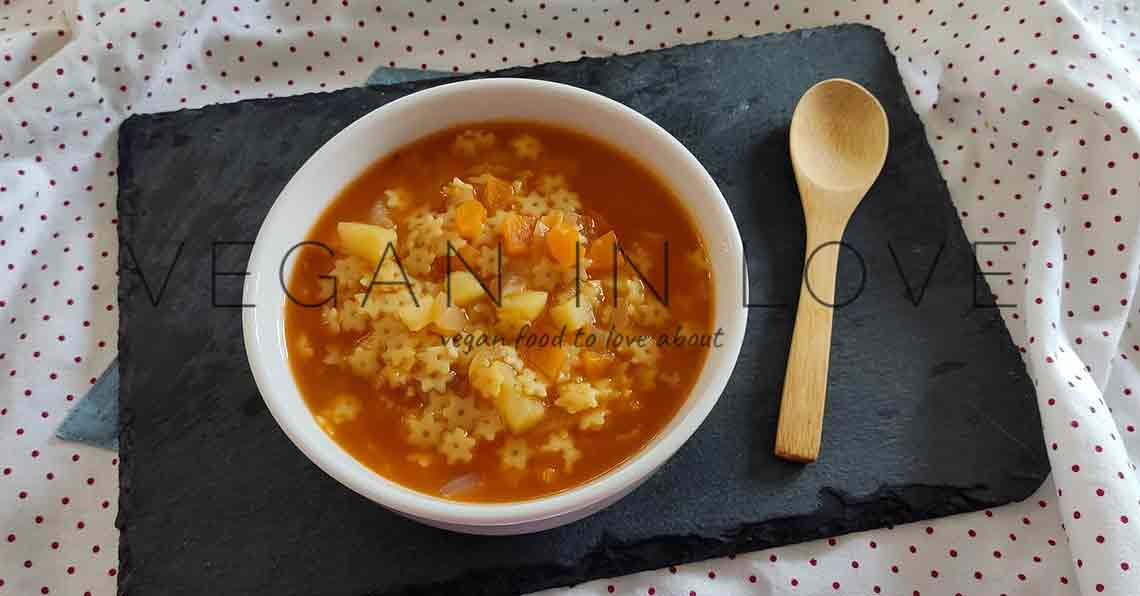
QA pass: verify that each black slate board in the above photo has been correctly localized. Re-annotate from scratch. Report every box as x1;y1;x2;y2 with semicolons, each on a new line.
116;25;1048;596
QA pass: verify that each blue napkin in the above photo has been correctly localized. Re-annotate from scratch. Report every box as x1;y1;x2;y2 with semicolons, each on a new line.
365;66;454;86
55;357;119;449
56;67;457;450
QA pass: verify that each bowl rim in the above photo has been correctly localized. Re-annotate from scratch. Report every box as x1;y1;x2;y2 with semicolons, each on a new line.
242;77;747;528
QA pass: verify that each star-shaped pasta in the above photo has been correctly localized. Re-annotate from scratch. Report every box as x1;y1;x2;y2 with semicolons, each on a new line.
499;438;530;470
438;428;476;464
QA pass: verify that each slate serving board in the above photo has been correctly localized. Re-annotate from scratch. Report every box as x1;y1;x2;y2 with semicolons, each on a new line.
116;25;1049;596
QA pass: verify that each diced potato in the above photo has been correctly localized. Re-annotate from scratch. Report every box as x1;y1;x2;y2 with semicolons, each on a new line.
455;199;487;240
498;290;548;323
588;230;618;272
497;212;532;256
546;222;579;267
496;385;547;433
337;222;398;264
397;293;435;331
445;177;476;203
549;298;593;332
482;361;516;401
469;350;517;401
448;271;488;306
524;345;567;381
430;293;468;335
555;382;599;414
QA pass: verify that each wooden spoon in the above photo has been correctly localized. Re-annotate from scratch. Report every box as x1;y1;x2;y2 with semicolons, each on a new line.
774;79;890;463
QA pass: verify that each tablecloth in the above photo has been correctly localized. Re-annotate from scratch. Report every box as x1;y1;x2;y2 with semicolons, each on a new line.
1;0;1138;594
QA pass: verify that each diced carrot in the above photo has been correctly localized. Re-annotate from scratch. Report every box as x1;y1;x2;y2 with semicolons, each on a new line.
525;344;568;381
588;230;618;272
497;212;532;256
455;199;487;240
483;175;515;210
459;244;479;265
539;210;564;231
428;255;448;281
580;351;614;378
445;244;481;273
546;222;579;267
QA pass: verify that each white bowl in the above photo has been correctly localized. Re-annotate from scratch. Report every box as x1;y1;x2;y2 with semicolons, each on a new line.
242;78;747;535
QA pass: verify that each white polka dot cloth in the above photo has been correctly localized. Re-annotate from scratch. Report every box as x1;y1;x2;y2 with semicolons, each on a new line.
1;0;1138;594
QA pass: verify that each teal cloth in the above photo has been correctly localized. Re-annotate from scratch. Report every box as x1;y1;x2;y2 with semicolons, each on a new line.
56;67;456;451
55;358;119;450
365;66;453;86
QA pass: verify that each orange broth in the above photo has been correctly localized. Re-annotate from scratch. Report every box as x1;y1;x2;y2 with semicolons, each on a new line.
284;122;713;502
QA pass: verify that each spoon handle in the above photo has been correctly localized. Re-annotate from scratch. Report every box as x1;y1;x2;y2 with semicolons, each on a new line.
774;222;844;463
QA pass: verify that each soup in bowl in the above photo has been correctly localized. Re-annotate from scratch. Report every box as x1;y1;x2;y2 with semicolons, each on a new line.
243;79;746;534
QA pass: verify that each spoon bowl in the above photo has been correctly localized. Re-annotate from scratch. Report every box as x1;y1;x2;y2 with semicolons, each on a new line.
775;79;889;463
790;79;890;195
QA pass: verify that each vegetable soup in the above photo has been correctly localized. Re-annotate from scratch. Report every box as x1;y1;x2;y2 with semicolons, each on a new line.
284;122;714;502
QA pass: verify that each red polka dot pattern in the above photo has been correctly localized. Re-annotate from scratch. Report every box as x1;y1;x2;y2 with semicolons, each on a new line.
2;1;1138;595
